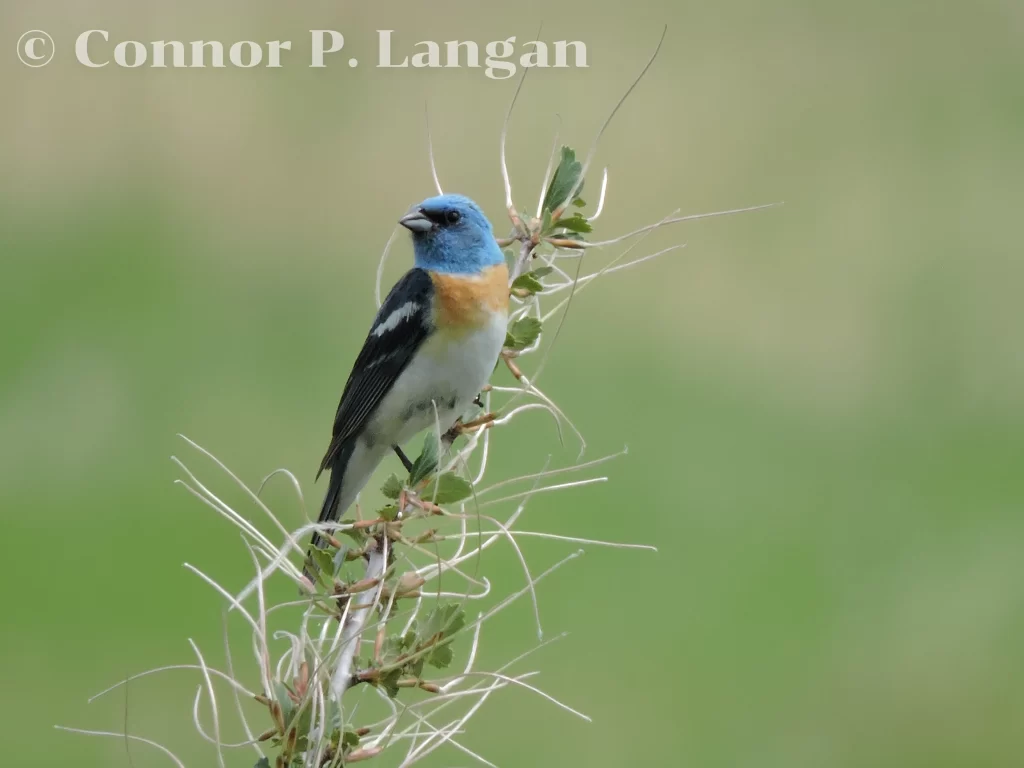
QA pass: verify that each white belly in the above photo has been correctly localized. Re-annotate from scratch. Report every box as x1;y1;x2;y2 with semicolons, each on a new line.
325;310;506;518
368;310;507;445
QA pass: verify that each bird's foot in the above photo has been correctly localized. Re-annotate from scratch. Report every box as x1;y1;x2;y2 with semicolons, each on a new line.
451;412;496;436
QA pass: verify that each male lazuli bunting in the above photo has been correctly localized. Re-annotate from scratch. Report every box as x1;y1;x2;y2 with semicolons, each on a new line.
307;194;508;562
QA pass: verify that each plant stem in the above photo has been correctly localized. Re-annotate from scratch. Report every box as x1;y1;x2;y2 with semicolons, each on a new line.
510;236;536;282
331;533;388;701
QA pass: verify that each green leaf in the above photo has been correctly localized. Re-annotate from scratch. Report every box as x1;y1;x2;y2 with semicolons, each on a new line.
541;208;553;235
408;435;440;486
419;603;467;640
511;273;544;295
308;547;335;583
295;702;314;741
341;728;361;749
416;603;465;670
409;656;425;678
511;266;556;297
379;668;403;699
381;473;403;500
444;606;466;636
331;544;349;577
379;504;399;521
572;197;587;208
542;146;585;213
421;472;474;505
337;521;368;546
381;631;414;660
274;681;295;726
254;759;272;768
505;317;543;350
323;695;342;733
555;213;593;234
427;643;454;669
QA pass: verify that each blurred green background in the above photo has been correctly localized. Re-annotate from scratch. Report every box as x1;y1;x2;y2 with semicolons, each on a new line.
3;1;1023;766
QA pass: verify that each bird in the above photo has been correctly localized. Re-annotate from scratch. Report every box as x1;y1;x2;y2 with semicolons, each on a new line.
306;194;509;575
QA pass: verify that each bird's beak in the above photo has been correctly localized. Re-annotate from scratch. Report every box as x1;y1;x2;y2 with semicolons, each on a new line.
398;209;434;234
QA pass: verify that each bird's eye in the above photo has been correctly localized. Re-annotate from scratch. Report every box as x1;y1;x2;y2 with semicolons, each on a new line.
445;210;461;224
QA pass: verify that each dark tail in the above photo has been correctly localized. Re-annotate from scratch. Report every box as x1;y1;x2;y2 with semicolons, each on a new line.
303;440;355;583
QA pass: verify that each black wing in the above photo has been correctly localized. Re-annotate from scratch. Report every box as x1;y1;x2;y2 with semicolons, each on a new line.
317;267;435;478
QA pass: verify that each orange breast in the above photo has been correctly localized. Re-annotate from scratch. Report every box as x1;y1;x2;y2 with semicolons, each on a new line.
431;263;509;331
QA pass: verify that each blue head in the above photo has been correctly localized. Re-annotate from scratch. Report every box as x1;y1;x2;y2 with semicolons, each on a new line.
398;194;505;274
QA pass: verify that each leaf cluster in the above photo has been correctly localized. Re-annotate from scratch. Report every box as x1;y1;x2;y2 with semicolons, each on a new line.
362;602;467;699
381;435;476;507
541;146;586;214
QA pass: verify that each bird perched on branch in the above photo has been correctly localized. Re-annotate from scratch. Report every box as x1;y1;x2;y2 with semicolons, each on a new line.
306;194;509;574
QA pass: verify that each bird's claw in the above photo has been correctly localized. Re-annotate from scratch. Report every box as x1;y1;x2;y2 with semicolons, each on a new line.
453;412;497;435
